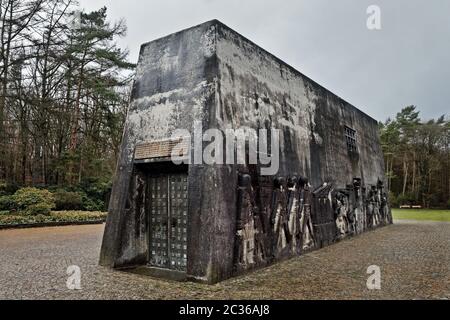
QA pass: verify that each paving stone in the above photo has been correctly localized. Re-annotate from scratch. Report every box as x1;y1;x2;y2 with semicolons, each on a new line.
0;221;448;300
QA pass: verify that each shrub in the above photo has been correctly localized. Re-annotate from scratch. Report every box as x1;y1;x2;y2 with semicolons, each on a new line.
0;214;49;225
79;179;111;211
25;203;54;216
51;211;107;221
50;183;108;212
81;194;104;211
13;188;55;216
0;181;6;194
53;190;84;211
0;195;15;211
0;211;107;226
396;193;415;206
0;181;19;196
388;192;398;208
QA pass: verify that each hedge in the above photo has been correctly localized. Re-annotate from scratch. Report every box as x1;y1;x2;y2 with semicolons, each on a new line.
0;187;107;215
0;211;107;226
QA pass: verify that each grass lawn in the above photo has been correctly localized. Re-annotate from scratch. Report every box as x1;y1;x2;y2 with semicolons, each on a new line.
392;209;450;222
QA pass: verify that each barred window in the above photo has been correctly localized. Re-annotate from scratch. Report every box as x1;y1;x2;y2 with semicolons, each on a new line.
345;126;358;153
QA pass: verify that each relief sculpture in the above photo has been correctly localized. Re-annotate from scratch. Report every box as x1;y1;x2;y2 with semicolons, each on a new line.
234;173;392;273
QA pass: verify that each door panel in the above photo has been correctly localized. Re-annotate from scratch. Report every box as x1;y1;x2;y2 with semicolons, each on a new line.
148;175;169;268
148;173;188;271
168;175;188;271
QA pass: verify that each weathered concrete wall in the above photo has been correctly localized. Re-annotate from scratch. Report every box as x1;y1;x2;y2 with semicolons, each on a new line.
100;20;391;284
99;21;220;280
215;23;385;187
211;21;389;275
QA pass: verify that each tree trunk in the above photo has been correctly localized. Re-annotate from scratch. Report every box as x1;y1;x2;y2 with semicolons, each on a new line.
68;50;86;185
412;151;416;199
0;2;13;180
402;154;409;196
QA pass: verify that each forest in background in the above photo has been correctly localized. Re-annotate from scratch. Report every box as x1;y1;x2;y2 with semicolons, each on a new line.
1;1;449;210
0;1;134;208
380;106;449;208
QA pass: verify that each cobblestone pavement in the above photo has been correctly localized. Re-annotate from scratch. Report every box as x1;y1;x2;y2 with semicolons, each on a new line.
0;220;448;300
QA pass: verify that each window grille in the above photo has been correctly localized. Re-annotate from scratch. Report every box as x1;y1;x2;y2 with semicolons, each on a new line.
345;126;358;153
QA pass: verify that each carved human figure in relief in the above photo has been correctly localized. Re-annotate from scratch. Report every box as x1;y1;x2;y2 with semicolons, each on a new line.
272;177;290;252
380;190;391;224
287;176;302;253
134;173;147;236
236;174;258;267
353;179;366;234
299;178;315;250
377;180;391;225
374;186;382;227
367;186;381;228
334;192;350;239
238;218;258;266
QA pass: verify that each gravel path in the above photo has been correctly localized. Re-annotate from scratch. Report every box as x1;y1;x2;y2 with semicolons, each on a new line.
0;220;448;300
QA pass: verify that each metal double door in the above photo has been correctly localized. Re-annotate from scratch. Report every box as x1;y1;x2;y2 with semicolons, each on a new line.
148;173;188;271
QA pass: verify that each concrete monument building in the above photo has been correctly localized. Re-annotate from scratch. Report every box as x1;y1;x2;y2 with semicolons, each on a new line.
99;20;392;284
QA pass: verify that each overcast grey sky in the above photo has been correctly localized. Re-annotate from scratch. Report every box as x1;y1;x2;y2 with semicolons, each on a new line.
79;0;449;122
